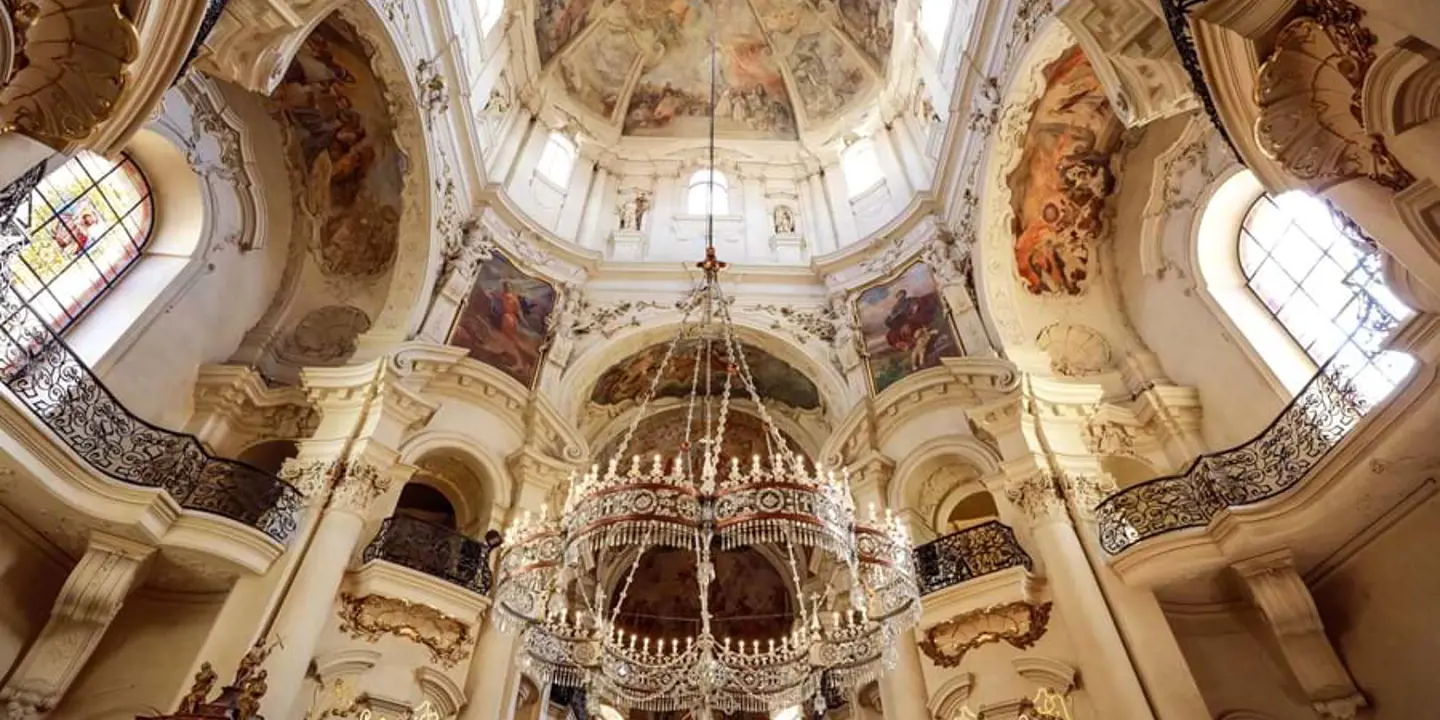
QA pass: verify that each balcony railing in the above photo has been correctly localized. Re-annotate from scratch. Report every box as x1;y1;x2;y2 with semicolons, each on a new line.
1095;369;1366;555
0;286;303;543
1160;0;1240;158
912;520;1032;596
362;515;498;595
180;0;231;78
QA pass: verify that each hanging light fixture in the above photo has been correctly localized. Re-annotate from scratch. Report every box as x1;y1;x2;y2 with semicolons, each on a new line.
493;1;920;715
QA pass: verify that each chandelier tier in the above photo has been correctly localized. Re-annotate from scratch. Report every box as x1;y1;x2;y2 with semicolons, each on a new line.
493;0;918;714
494;252;920;716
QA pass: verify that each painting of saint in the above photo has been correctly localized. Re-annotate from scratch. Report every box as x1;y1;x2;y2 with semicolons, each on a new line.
535;0;599;63
1005;46;1123;296
856;261;961;394
590;341;821;409
448;253;558;388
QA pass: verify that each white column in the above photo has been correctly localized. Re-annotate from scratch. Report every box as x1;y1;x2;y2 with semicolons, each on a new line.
878;629;931;720
742;172;767;261
577;164;614;249
555;158;596;241
892;116;932;191
490;109;534;185
1003;469;1155;720
0;533;154;719
803;172;836;255
822;169;859;249
259;462;395;720
458;616;524;720
872;125;914;202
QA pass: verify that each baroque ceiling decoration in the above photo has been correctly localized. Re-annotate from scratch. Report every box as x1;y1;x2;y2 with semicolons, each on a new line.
535;0;892;138
590;340;822;409
918;601;1053;668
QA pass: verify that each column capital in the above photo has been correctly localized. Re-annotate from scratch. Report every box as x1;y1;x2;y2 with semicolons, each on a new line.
330;459;399;516
1000;463;1069;526
847;452;894;507
302;360;440;447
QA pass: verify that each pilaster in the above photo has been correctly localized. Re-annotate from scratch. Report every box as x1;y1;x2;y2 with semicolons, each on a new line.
0;533;155;719
1232;551;1368;720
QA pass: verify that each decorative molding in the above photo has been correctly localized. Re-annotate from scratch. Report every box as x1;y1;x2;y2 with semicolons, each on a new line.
919;601;1053;667
927;673;975;719
1010;655;1078;693
330;461;394;514
337;593;474;669
1004;472;1067;524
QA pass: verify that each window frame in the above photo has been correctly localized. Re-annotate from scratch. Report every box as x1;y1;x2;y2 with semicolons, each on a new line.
841;140;884;199
686;168;731;216
534;133;576;189
3;151;156;337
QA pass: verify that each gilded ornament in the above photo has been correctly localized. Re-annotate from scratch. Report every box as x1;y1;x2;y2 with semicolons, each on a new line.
337;593;473;668
919;601;1053;667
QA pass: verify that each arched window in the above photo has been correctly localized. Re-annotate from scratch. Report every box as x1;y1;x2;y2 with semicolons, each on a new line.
1237;190;1413;398
919;0;953;49
841;140;883;198
686;168;729;215
2;151;154;334
535;133;576;187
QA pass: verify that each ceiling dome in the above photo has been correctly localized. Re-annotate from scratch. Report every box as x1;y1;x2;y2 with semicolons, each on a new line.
534;0;895;140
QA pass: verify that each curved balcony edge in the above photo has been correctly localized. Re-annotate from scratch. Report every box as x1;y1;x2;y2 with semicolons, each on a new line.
913;520;1032;597
362;515;500;597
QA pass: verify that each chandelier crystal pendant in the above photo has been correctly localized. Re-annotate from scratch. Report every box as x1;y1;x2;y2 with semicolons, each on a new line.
493;249;920;715
493;0;918;714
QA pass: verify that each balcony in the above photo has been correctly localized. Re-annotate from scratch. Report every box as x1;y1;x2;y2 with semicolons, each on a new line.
1094;369;1367;556
0;294;303;542
362;515;498;595
913;520;1032;596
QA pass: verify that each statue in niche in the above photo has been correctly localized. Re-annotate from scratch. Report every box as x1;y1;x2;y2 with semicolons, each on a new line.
438;218;494;290
773;205;796;234
547;282;587;369
827;291;863;376
618;191;650;231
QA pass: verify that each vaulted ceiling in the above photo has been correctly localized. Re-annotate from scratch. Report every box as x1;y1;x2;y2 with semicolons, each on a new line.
534;0;896;139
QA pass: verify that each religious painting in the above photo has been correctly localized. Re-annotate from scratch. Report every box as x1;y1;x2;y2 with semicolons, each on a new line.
621;0;797;139
535;0;598;64
559;23;641;120
1005;46;1124;296
856;260;961;394
784;23;872;121
448;253;558;388
590;341;821;409
834;0;895;67
271;18;402;279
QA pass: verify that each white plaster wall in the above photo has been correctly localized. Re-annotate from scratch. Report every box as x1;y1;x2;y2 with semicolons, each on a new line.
1163;605;1312;720
1311;488;1440;717
91;81;295;429
53;590;226;718
0;515;66;680
1110;116;1286;449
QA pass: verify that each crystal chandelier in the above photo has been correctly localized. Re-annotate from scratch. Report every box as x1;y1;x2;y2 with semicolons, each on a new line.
491;1;919;715
493;251;920;715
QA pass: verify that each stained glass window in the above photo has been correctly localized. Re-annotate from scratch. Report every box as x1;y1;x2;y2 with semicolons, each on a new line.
1239;191;1413;400
1;152;154;334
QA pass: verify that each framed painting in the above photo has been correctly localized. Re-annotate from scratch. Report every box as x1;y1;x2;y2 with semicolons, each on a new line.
447;251;558;388
854;259;962;395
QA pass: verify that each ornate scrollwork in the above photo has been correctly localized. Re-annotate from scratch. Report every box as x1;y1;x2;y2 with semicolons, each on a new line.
362;515;497;594
338;592;474;668
919;601;1053;667
912;521;1032;596
0;291;302;541
0;0;139;149
1095;369;1366;554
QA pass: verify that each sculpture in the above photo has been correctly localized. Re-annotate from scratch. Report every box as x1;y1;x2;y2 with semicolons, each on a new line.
618;192;650;231
773;205;796;234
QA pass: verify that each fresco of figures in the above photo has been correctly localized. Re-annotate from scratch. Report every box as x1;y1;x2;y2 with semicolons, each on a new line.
536;0;599;63
621;0;797;138
783;24;872;120
834;0;895;67
1005;46;1124;296
270;18;402;279
449;254;558;388
591;341;821;409
856;261;961;393
559;22;641;120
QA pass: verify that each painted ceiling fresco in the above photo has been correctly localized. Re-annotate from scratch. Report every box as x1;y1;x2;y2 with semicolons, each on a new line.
598;408;807;463
590;340;821;409
608;546;793;641
1006;46;1124;296
535;0;888;137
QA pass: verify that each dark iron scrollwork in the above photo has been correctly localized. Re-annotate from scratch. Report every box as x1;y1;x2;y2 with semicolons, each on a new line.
1095;368;1367;555
0;162;45;228
0;289;302;542
1160;0;1241;159
362;515;498;595
912;520;1033;596
177;0;230;80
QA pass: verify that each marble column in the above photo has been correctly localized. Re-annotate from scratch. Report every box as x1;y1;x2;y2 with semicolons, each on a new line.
804;172;837;255
578;163;614;249
1002;467;1155;720
871;125;914;202
0;533;154;719
258;459;398;720
822;169;859;249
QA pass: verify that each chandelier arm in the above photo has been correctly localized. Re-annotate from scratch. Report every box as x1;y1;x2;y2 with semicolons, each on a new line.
608;287;703;464
607;531;655;628
712;284;794;457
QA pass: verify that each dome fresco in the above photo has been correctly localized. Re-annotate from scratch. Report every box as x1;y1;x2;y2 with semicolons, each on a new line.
535;0;892;138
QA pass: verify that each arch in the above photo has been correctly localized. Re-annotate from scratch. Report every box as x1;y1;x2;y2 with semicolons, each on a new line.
558;317;851;425
888;436;1005;535
236;439;300;475
393;481;459;528
586;404;822;466
398;429;514;529
1363;45;1440;138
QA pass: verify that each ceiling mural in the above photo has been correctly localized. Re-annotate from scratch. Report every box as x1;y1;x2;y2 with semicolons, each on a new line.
541;0;888;137
598;408;807;463
1006;46;1124;296
559;21;642;120
609;546;793;641
590;340;822;409
271;18;401;280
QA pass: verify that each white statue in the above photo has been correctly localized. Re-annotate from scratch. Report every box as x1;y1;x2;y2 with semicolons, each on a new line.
547;282;587;369
827;291;862;375
773;205;796;234
618;192;650;231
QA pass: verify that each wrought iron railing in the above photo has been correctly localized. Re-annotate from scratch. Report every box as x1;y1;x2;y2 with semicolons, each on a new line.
362;515;498;595
1094;369;1367;555
178;0;230;79
912;520;1033;596
1160;0;1241;159
0;291;303;542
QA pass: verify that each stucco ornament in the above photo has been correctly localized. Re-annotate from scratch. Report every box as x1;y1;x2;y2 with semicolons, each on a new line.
1004;471;1067;523
0;0;138;149
330;460;393;514
1254;0;1413;191
279;306;373;366
337;593;472;668
919;601;1053;667
827;291;864;376
1036;323;1113;377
